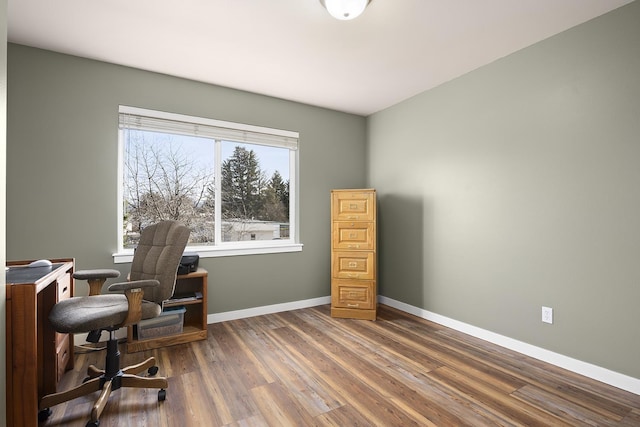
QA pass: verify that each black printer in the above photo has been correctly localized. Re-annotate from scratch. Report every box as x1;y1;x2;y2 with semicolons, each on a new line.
178;252;199;275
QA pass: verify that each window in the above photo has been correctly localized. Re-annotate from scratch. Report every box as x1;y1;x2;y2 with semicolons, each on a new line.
115;106;301;262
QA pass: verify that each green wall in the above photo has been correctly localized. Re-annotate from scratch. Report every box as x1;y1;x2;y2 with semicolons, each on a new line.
368;2;640;378
6;44;367;314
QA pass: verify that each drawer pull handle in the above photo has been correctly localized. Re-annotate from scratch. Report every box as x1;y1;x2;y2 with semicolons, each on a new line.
62;286;68;293
347;304;359;307
348;262;357;268
347;244;360;248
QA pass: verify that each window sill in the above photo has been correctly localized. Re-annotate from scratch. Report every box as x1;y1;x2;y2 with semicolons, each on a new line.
113;242;303;264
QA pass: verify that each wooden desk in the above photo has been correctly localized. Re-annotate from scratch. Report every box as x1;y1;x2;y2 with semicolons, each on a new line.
5;259;75;427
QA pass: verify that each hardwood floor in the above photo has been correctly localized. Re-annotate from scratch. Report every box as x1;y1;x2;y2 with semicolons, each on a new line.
43;304;640;426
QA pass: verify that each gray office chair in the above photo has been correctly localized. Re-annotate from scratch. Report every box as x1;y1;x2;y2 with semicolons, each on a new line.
39;220;190;427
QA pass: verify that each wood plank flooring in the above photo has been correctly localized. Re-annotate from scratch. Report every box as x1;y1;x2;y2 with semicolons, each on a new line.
43;304;640;426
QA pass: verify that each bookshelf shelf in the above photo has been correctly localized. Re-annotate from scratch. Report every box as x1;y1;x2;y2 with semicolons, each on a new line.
164;298;202;307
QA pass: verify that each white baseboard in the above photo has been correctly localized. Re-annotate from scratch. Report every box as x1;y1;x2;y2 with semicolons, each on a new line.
205;294;639;395
207;296;331;324
378;296;640;396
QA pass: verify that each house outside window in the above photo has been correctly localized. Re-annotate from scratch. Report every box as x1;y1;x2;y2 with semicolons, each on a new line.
115;106;301;262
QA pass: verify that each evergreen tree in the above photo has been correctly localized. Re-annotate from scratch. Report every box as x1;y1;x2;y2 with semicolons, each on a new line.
221;146;264;220
271;170;289;208
261;171;289;222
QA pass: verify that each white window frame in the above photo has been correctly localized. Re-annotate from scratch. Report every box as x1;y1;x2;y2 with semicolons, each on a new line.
114;106;302;263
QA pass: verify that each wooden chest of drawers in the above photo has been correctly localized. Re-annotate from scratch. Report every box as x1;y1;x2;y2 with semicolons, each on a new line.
330;189;377;320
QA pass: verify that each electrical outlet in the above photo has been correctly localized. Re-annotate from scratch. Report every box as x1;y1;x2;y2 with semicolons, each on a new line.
542;306;553;324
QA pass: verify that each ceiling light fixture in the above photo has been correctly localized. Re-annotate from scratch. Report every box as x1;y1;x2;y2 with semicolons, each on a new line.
320;0;372;21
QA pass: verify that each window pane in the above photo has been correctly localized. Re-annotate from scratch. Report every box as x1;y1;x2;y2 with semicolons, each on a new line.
118;106;299;256
123;129;215;248
220;141;290;242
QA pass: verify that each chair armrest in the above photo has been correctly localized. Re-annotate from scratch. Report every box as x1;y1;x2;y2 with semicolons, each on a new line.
74;269;121;296
74;269;121;281
108;280;159;327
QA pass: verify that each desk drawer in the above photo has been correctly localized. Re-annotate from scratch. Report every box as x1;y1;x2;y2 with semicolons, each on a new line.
57;273;71;302
55;331;68;348
55;335;72;385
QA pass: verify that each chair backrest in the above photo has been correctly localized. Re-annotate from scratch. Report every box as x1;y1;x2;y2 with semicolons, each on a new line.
129;220;191;304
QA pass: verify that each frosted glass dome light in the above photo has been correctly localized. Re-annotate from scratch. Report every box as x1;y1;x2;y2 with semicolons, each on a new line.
320;0;371;21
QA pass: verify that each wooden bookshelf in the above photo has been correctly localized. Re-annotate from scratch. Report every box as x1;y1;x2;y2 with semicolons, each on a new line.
126;268;208;353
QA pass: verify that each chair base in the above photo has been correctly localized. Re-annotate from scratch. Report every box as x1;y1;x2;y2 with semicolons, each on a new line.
39;336;167;426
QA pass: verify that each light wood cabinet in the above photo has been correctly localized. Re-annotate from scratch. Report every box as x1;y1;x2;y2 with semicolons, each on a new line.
331;189;377;320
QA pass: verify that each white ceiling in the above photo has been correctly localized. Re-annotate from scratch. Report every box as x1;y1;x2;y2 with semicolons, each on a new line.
7;0;635;116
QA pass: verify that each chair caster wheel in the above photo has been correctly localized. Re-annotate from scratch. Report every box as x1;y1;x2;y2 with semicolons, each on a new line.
86;420;100;427
158;389;167;401
38;408;52;422
148;365;159;376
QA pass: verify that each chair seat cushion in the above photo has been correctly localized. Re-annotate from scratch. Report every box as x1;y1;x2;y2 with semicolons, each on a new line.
49;294;162;334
